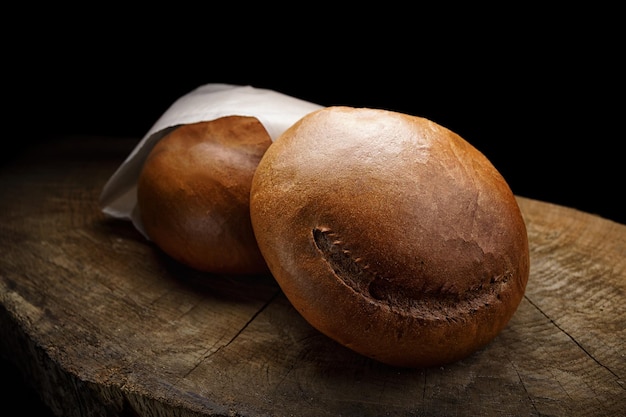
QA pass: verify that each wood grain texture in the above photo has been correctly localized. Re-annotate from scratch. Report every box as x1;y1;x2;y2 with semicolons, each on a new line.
1;136;624;417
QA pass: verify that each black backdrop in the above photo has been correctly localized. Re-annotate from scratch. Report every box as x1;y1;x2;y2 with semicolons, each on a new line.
12;35;623;226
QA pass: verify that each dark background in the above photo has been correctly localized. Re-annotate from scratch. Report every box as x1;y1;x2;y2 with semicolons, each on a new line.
3;9;624;416
9;24;623;227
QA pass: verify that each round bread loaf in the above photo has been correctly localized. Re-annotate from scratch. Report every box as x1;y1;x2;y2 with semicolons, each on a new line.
250;106;530;367
137;116;272;275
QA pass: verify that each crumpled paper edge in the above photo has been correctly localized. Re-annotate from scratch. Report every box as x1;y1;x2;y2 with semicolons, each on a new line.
98;83;323;237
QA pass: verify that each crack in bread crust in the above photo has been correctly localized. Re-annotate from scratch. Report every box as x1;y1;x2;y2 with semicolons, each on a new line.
312;226;381;296
312;226;512;321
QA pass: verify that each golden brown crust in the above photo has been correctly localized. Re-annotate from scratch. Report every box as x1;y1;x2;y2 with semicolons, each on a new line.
250;106;530;367
137;116;272;275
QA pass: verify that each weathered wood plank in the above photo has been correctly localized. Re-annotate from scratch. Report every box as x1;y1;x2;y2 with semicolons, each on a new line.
1;136;624;416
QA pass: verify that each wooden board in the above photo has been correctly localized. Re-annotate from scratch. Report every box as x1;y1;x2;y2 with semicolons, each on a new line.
1;136;624;417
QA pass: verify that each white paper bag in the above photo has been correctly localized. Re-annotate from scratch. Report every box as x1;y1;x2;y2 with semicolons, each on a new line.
98;83;323;237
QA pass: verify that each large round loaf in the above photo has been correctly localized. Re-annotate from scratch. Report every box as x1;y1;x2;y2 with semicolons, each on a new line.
137;116;272;275
249;106;530;367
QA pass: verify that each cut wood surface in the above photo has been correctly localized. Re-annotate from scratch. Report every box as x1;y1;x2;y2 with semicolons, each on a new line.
1;136;624;417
